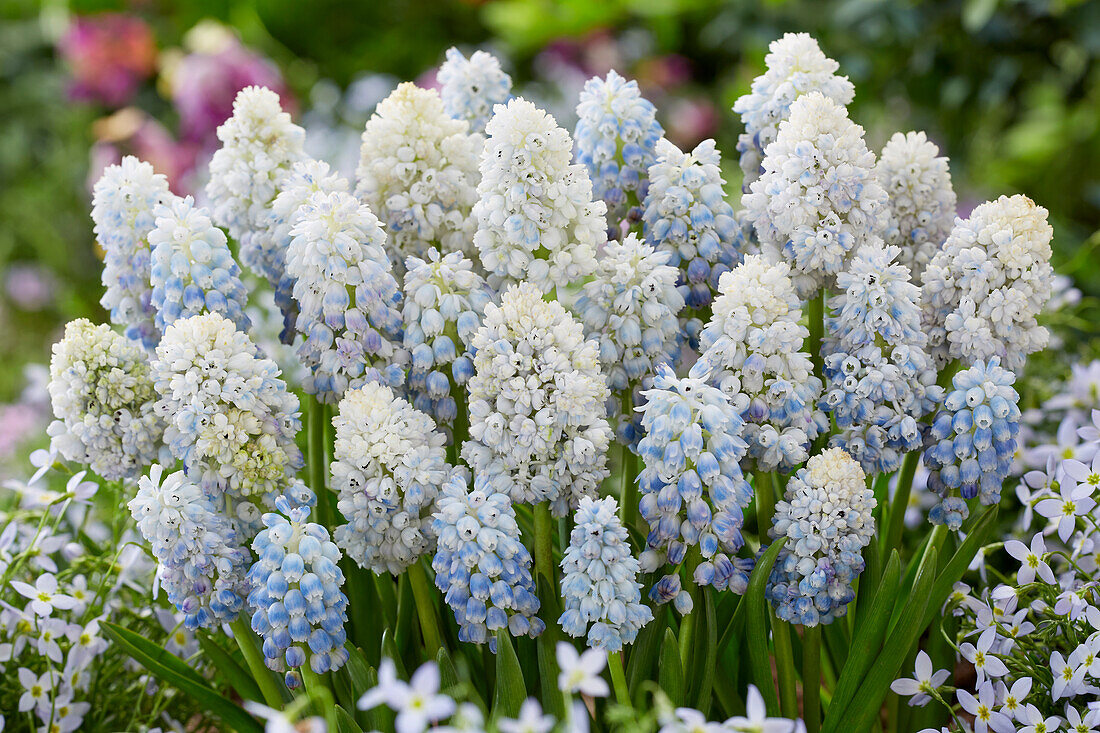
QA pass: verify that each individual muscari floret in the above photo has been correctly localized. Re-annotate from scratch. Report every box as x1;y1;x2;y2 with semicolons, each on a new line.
91;156;172;348
355;83;481;272
698;255;826;472
286;189;406;403
266;158;351;343
402;250;493;428
47;319;164;480
473;98;606;294
431;472;543;648
248;498;350;688
560;496;653;651
331;382;450;575
732;33;855;190
151;312;303;507
923;358;1020;530
574;70;664;224
743;91;889;298
876;131;956;277
575;234;684;448
148;195;252;334
820;245;941;474
921;195;1054;371
462;283;611;517
206;86;306;282
637;362;755;611
437;47;513;134
767;447;874;626
129;465;250;630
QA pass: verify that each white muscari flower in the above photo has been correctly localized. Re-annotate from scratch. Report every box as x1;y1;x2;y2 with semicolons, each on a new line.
767;447;875;626
556;642;610;698
890;651;950;707
921;194;1054;370
286;189;407;403
355;82;481;270
743;91;888;298
331;382;450;575
148;195;252;334
875;131;956;277
438;47;512;134
91;155;172;348
732;32;855;190
698;255;826;472
473;98;606;294
463;282;611;517
46;319;163;481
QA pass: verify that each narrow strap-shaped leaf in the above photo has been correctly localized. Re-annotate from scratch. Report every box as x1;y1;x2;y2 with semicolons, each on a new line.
380;629;407;678
716;594;746;658
334;705;363;733
658;628;685;706
920;506;999;630
746;539;788;717
535;573;564;719
198;634;264;704
627;602;666;701
339;644;380;730
694;590;718;715
357;664;394;732
492;630;526;721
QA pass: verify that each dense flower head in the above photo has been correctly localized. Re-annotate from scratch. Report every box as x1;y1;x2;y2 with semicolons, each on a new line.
560;496;653;651
732;33;855;189
743;91;889;298
205;86;306;274
331;382;451;575
699;255;826;472
402;250;493;427
473;97;606;294
924;358;1020;529
286;189;407;403
437;47;513;134
355;82;481;271
47;318;163;480
876;131;957;277
921;195;1054;371
637;362;755;609
768;447;874;626
247;498;350;687
151;312;303;507
431;472;543;648
91;156;172;348
462;282;611;517
148;195;252;334
129;465;250;629
574;70;664;222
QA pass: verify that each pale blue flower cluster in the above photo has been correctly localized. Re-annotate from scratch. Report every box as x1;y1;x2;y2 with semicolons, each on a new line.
437;47;513;134
768;448;874;626
247;497;350;688
923;358;1021;530
128;465;250;630
148;195;252;334
574;70;664;223
431;472;544;649
637;362;755;612
559;496;652;651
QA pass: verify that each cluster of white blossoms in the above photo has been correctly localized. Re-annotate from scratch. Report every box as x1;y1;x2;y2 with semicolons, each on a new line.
699;255;825;472
473;98;606;294
150;312;303;513
330;382;451;575
462;283;611;517
437;46;513;134
91;156;172;348
355;83;481;270
875;131;957;277
743;91;889;298
286;189;406;402
47;319;163;481
732;32;855;189
148;195;252;334
921;194;1054;371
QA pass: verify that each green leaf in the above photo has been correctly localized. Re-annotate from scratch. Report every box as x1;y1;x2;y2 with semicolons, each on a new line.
694;591;718;714
492;630;527;721
746;538;787;717
198;633;265;704
102;622;262;733
658;628;685;706
921;506;999;630
381;629;407;678
535;573;564;719
334;705;362;733
627;602;666;701
436;645;460;693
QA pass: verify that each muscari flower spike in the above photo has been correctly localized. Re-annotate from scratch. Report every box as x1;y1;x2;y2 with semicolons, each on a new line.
438;46;513;134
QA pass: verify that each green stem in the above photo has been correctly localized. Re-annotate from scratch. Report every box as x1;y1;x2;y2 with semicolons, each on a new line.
802;624;822;733
299;664;337;731
408;560;444;654
884;451;920;559
608;651;631;707
230;618;284;708
808;288;826;378
678;548;703;661
308;398;331;525
772;614;798;719
756;472;776;536
533;503;556;593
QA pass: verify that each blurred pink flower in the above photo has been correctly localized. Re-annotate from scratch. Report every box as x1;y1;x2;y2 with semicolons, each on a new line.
665;97;718;148
5;264;56;311
58;13;157;107
87;108;199;193
0;403;44;460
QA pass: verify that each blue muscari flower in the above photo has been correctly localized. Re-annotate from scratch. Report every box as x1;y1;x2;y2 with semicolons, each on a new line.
148;195;252;334
922;358;1020;530
636;361;754;611
437;47;513;134
431;472;543;649
247;497;350;689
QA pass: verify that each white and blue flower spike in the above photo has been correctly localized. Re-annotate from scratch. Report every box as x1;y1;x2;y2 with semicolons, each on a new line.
438;47;513;135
